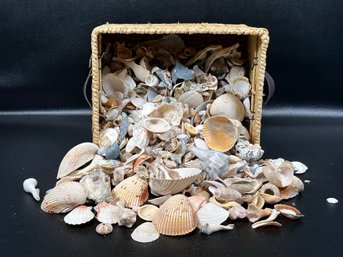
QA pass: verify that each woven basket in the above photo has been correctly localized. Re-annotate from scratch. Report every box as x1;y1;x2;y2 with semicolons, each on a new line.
90;23;269;145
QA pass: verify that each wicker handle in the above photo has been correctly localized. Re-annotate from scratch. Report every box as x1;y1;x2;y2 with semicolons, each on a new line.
83;56;92;108
264;71;275;105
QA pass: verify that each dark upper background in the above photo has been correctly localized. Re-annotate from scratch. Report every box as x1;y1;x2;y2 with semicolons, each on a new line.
0;0;342;110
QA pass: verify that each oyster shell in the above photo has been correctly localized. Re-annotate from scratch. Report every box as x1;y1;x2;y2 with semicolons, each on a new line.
64;205;94;225
79;170;111;203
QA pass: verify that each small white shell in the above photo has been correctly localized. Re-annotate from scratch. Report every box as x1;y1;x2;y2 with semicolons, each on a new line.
225;66;245;82
292;161;308;174
64;205;94;225
200;223;234;235
23;178;40;201
230;76;251;100
196;203;229;227
131;222;160;243
96;223;113;235
145;75;159;87
327;197;338;204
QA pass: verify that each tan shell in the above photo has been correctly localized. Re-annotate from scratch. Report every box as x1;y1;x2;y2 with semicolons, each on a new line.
209;93;245;121
152;194;197;236
274;204;304;219
209;197;240;210
178;90;204;109
143;118;171;133
150;103;183;126
203;115;239;152
149;168;201;196
263;160;294;188
111;175;149;207
247;204;273;223
183;123;198;137
57;142;99;179
41;182;87;213
138;204;159;221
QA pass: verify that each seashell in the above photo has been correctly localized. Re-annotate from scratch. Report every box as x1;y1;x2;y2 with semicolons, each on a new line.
152;194;197;236
125;127;149;153
98;159;119;174
105;107;121;121
96;223;113;235
98;143;120;160
209;93;245;121
112;175;149;207
177;47;196;59
136;46;154;58
247;204;273;223
260;193;282;205
171;60;195;83
327;197;339;204
251;209;281;229
64;205;94;225
178;90;204;109
194;138;209;150
185;45;222;67
203;115;239;152
104;98;122;109
234;139;264;162
228;205;247;220
242;97;253;120
122;74;136;90
99;128;119;148
145;74;159;87
225;66;245;82
41;182;87;213
200;223;234;235
205;43;240;73
188;195;207;213
102;65;111;76
230;76;251;100
131;97;147;109
154;48;176;68
197;203;229;227
263;160;294;187
23;178;40;201
292;161;308;174
209;57;229;76
224;177;262;195
146;88;158;102
138;204;159;221
279;186;299;200
252;195;265;209
149;168;201;196
209;197;240;210
210;187;242;202
152;67;172;89
131;222;160;243
116;42;132;59
142;102;156;115
94;202;121;224
118;207;137;228
150;103;183;126
183;123;198;137
79;170;111;203
57;142;99;179
102;73;128;99
148;195;172;206
274;204;304;219
113;57;150;82
143;118;171;133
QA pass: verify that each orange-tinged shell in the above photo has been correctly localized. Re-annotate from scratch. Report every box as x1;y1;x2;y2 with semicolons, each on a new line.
209;93;245;121
203;115;239;152
274;204;304;219
152;194;197;236
112;175;149;207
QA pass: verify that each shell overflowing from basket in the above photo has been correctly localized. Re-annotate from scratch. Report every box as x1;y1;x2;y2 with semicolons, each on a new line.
29;35;307;242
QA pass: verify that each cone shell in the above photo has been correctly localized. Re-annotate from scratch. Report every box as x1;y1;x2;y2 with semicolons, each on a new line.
143;118;171;133
112;175;149;207
152;194;197;236
149;168;201;196
41;182;87;213
209;93;245;121
203;115;239;152
64;205;94;225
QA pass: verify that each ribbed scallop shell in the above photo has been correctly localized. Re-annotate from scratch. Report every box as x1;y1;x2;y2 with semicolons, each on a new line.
203;115;239;152
112;175;149;207
152;194;197;236
230;76;251;100
178;90;204;109
149;168;201;196
209;93;245;121
143;118;171;133
64;205;94;225
197;203;229;227
41;182;87;213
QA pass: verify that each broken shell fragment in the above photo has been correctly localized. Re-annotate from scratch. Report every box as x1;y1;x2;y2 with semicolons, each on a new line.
228;205;247;220
327;197;338;204
143;118;171;133
178;90;204;109
64;205;94;225
131;222;160;243
200;223;234;235
79;170;111;203
23;178;40;201
292;161;308;174
96;223;113;235
138;204;159;221
117;207;137;228
274;204;304;219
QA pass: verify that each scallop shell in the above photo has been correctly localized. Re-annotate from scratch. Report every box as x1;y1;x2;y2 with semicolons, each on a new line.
149;103;183;126
64;205;94;225
274;204;304;219
41;182;87;213
111;175;149;207
102;73;128;99
57;142;99;179
149;168;201;196
178;90;204;109
131;222;160;243
138;204;159;221
152;194;197;236
94;202;121;224
230;76;251;100
143;118;171;133
203;115;239;152
197;203;229;227
96;223;113;235
209;93;245;121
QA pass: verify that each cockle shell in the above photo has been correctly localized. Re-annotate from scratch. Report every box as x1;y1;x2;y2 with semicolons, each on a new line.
152;194;197;236
79;170;111;203
131;222;160;243
99;128;119;148
178;90;204;109
102;73;128;99
111;175;149;207
197;203;229;227
57;142;99;179
150;103;183;126
64;205;94;225
230;76;251;100
143;118;171;133
96;223;113;235
41;182;87;213
203;115;239;152
149;168;201;196
209;93;245;122
274;204;304;219
138;204;159;221
94;202;121;224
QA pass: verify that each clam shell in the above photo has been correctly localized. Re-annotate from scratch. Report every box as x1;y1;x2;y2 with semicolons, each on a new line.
152;194;197;236
209;93;245;121
131;97;147;109
203;115;239;152
143;118;171;133
150;103;183;126
138;204;159;221
197;203;229;227
57;142;99;179
131;222;160;243
178;90;204;109
274;204;304;219
41;182;87;213
230;76;251;99
149;168;201;196
94;202;121;224
64;205;94;225
96;223;113;235
112;175;149;207
102;73;128;99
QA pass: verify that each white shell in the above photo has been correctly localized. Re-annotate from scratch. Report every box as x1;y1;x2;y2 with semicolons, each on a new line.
292;161;308;174
327;197;338;204
143;118;171;133
196;203;229;227
131;222;160;243
23;178;40;201
138;205;159;221
230;76;251;99
102;73;128;98
194;138;209;150
99;128;119;148
94;202;122;224
225;66;245;82
200;223;234;235
79;170;111;203
64;205;94;225
145;74;159;87
131;97;147;109
150;103;184;126
178;90;204;109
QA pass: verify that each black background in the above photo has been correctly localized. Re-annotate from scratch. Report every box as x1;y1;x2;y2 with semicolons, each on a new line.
0;1;342;257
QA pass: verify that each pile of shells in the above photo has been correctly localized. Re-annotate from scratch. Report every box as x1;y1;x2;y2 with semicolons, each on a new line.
29;35;308;242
